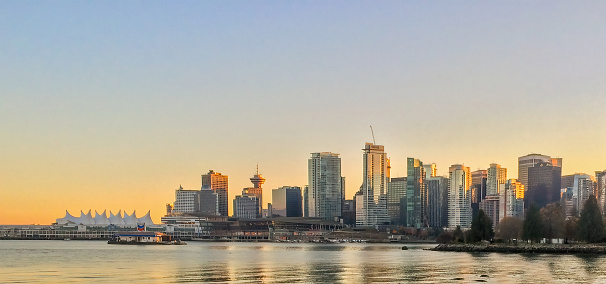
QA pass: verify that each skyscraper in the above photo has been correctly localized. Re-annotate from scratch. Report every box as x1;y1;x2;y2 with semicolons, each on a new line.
201;170;229;216
357;143;390;227
387;177;406;225
308;152;343;220
596;170;606;214
527;162;562;209
242;166;265;217
406;158;426;228
561;173;595;215
423;163;437;180
448;164;472;229
518;154;562;189
427;176;449;228
487;163;507;196
272;186;303;217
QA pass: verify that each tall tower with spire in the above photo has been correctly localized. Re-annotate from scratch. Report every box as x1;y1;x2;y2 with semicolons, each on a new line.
242;165;265;217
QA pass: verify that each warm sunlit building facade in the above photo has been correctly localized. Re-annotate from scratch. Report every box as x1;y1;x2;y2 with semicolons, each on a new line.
201;170;229;217
448;164;471;229
357;143;390;227
487;163;507;196
406;158;426;228
307;152;343;220
173;186;198;214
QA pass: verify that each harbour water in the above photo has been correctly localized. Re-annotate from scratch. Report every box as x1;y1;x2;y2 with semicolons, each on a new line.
1;240;606;283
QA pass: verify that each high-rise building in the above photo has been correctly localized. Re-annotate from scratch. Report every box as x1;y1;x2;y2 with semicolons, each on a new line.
173;186;198;214
194;188;218;215
448;164;472;229
518;154;562;189
242;167;266;217
342;199;356;225
201;170;229;216
303;186;309;217
233;195;259;219
272;186;303;217
387;177;406;225
596;170;606;214
406;158;427;228
479;195;500;230
423;163;437;180
427;176;449;228
487;164;507;196
308;152;343;220
527;162;562;209
501;179;524;219
357;143;390;227
561;174;595;215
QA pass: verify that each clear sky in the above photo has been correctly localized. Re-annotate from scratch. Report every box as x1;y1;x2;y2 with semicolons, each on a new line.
1;1;605;224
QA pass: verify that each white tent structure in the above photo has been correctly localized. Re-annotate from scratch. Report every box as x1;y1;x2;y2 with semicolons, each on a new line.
56;209;156;226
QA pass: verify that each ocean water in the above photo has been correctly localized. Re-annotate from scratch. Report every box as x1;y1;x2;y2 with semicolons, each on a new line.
1;240;605;283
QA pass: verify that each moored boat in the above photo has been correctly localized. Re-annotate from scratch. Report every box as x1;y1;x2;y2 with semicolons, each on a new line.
108;231;186;245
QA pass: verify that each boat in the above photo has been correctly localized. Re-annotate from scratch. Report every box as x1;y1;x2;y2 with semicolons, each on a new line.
108;231;186;245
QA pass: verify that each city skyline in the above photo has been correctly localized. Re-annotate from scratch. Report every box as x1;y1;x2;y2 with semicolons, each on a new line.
2;2;606;224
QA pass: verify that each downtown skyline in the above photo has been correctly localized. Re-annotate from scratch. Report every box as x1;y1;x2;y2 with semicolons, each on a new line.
1;2;605;225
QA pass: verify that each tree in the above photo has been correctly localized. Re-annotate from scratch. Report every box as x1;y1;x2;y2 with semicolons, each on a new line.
469;209;494;242
577;195;604;243
497;217;523;242
453;226;465;243
522;204;543;243
540;203;565;242
563;217;578;243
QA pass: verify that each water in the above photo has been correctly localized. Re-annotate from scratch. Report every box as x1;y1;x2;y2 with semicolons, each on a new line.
1;241;606;283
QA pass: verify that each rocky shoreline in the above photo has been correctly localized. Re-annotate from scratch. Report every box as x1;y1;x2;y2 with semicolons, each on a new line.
431;243;606;254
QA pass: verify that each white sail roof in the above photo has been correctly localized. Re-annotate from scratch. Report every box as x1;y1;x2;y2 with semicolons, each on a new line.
93;210;110;225
55;209;155;226
109;210;126;225
137;210;155;226
123;210;138;226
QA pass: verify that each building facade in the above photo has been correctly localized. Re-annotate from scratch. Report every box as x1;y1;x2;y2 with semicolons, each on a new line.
194;189;218;215
427;176;449;228
406;158;427;228
357;143;390;227
527;161;562;209
201;170;229;216
387;177;406;225
272;186;303;217
233;195;259;219
173;186;198;214
448;164;472;229
487;163;507;196
307;152;343;220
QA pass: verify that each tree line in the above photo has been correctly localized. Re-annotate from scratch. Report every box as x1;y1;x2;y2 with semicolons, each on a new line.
438;195;605;244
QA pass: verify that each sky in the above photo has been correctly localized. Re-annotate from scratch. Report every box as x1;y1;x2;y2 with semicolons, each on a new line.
1;1;605;225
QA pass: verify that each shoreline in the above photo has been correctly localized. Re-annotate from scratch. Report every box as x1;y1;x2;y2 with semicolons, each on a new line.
431;243;606;254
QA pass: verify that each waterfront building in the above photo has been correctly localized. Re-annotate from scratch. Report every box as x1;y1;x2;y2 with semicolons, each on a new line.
56;210;155;226
406;158;427;228
242;167;266;217
387;177;407;225
173;186;198;214
448;164;472;229
201;170;229;216
357;143;391;227
233;195;259;219
427;176;449;228
194;189;218;216
303;186;309;217
487;164;507;196
527;161;562;209
272;186;303;217
342;199;356;225
596;170;606;214
307;152;343;220
518;154;562;189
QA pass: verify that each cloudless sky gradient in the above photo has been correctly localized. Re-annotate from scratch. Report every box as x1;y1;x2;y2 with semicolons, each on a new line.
1;1;605;224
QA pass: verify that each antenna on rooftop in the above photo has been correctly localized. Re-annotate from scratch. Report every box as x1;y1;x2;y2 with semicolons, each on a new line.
370;125;376;144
